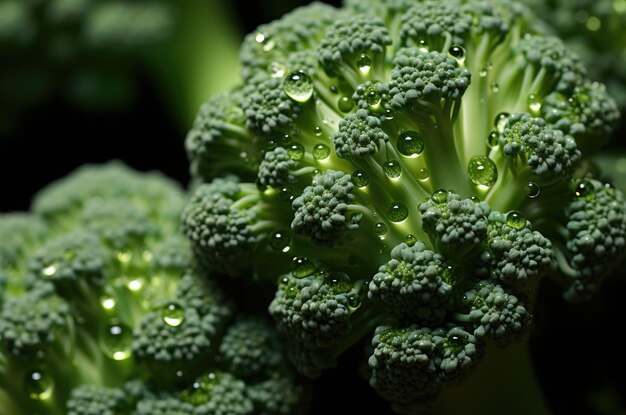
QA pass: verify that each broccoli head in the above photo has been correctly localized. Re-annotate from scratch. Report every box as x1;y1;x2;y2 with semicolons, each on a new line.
182;0;624;413
0;162;309;415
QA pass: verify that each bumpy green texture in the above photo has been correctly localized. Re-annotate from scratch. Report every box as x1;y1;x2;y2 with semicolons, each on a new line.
0;162;308;415
520;0;626;109
183;0;625;413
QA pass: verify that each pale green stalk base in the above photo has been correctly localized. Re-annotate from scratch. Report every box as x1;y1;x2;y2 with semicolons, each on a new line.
432;341;552;415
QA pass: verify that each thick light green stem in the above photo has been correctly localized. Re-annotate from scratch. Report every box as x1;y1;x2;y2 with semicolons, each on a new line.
431;341;552;415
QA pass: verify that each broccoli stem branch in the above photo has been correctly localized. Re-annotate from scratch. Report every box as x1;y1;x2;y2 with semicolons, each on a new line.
432;341;552;415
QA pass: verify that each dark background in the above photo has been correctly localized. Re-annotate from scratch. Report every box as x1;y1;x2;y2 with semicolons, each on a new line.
1;1;624;414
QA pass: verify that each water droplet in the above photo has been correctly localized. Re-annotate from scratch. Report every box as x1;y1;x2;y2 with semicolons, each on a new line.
526;182;540;199
351;171;370;188
528;94;542;114
287;143;304;160
385;109;394;120
279;187;294;202
388;202;409;222
268;62;286;78
127;277;144;292
383;160;401;178
586;16;601;31
397;131;425;157
182;373;221;405
487;131;499;147
42;264;57;277
432;189;448;204
292;257;316;278
314;126;323;136
448;334;464;347
468;156;498;187
574;180;592;198
142;250;153;262
448;45;466;64
404;234;417;247
101;296;116;311
348;294;361;308
374;222;388;238
417;168;430;181
366;89;381;108
479;68;488;77
506;211;526;230
278;134;291;145
255;32;275;51
313;144;330;160
101;322;132;361
418;39;428;52
284;70;314;103
495;112;510;132
117;251;132;263
338;96;354;113
490;82;499;93
162;303;185;327
330;85;338;94
269;231;291;252
25;369;54;400
357;54;372;75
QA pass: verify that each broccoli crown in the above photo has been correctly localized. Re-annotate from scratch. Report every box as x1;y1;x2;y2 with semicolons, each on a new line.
183;0;624;412
0;162;308;415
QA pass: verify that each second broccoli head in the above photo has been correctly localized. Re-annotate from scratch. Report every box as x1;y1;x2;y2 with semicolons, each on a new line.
183;0;624;413
0;162;308;415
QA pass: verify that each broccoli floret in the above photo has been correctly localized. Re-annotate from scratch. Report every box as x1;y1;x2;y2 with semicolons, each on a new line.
368;242;455;324
0;282;69;357
269;270;361;350
419;191;492;258
369;325;480;414
132;306;215;377
560;179;626;301
135;394;195;415
480;211;554;283
0;213;47;299
0;162;309;415
495;112;580;179
66;384;131;415
291;170;360;244
518;0;626;108
180;371;254;415
334;109;389;159
219;317;282;380
184;0;624;412
82;2;172;49
318;17;392;86
246;373;309;415
186;92;261;183
456;281;531;343
542;81;620;151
